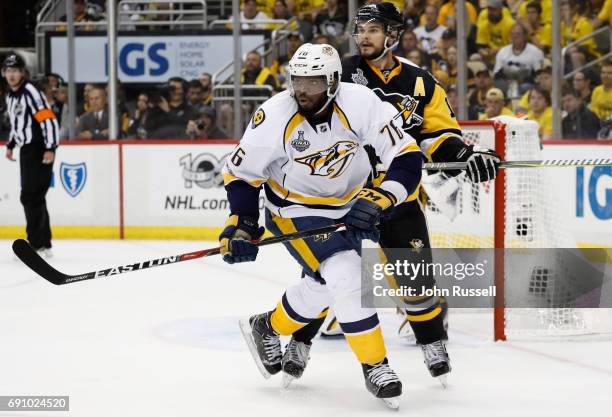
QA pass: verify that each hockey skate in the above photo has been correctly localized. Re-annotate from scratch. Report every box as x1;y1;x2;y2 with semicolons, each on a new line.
420;340;451;388
362;358;402;410
238;312;282;379
280;338;311;389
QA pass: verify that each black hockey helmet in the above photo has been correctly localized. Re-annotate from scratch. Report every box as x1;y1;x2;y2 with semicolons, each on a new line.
354;2;405;34
2;54;26;71
353;3;405;61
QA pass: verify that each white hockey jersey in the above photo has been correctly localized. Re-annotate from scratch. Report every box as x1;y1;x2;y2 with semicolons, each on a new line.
223;82;421;218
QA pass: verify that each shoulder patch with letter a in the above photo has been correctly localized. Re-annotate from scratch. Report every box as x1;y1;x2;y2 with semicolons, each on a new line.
251;109;265;129
294;141;359;179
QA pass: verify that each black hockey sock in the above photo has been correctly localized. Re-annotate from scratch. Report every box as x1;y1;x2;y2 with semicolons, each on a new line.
293;316;325;343
409;313;448;345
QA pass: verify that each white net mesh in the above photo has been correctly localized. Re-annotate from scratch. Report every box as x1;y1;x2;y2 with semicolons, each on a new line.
425;117;611;338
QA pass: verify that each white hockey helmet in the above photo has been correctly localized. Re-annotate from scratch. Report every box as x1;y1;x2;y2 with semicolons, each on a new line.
287;43;342;106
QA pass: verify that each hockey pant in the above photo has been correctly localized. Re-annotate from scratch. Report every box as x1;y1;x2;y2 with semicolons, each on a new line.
19;143;53;250
293;199;448;345
265;210;387;365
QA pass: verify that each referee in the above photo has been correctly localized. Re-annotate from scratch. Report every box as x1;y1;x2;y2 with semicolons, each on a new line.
3;54;59;258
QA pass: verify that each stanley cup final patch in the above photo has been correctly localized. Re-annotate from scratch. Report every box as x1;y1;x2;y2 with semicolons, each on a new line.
251;108;265;129
290;131;310;152
351;68;368;86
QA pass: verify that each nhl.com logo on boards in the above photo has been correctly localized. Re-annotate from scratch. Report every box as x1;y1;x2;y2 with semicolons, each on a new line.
164;152;264;211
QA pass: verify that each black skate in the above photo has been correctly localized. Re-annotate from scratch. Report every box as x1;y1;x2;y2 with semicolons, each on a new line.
362;358;402;409
239;312;282;379
420;340;451;388
281;338;311;388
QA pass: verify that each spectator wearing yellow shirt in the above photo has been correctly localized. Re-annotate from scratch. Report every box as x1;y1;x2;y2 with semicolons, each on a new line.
516;61;552;113
270;30;304;86
478;88;516;119
446;45;475;88
526;86;553;139
590;61;612;121
438;0;478;28
476;0;516;64
468;65;494;118
524;1;551;54
256;0;277;15
198;72;214;106
403;0;428;29
593;0;612;28
517;0;552;23
560;1;599;58
287;0;326;21
267;0;297;30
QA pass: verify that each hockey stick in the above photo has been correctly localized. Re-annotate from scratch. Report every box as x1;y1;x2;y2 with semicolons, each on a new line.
423;158;612;170
12;223;345;286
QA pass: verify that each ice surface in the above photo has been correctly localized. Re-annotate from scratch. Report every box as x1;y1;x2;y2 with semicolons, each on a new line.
1;240;611;417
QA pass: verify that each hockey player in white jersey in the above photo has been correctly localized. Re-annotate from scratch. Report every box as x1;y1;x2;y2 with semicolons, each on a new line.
220;43;423;409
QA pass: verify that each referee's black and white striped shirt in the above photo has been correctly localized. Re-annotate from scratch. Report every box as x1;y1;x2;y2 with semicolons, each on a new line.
5;80;59;151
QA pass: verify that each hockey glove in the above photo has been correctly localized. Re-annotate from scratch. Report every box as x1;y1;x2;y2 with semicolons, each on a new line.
457;145;501;183
219;215;265;264
345;187;396;245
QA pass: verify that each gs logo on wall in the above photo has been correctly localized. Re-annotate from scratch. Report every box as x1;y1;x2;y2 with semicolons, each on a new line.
179;153;229;189
60;162;87;197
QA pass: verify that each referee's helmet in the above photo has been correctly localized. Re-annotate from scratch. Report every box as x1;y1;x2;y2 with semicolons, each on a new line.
1;54;26;77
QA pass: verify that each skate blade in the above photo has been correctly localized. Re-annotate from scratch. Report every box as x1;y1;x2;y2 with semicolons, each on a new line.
397;330;416;343
438;375;448;389
397;321;417;343
281;372;295;389
238;318;271;379
379;397;400;410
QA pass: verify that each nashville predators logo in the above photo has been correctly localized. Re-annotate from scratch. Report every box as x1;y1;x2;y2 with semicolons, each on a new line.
372;89;423;130
294;141;359;179
251;108;265;129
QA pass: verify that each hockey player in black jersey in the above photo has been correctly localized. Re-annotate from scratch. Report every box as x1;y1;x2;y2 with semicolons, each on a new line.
283;2;501;387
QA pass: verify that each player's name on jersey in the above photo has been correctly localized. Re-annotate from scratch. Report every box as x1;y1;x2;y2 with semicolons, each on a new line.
372;285;497;298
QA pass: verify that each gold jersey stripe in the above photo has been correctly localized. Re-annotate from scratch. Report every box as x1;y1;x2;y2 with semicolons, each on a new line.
270;214;320;273
283;112;306;145
365;56;403;84
223;172;266;187
398;142;421;155
332;103;357;135
267;177;364;206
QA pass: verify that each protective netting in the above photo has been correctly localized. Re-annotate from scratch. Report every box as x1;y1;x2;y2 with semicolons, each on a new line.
425;117;611;338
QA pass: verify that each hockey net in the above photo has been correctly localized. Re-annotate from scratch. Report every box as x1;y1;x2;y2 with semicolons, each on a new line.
424;117;611;340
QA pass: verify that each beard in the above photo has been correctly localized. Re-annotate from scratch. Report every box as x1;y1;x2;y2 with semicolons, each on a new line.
359;44;385;60
296;93;331;118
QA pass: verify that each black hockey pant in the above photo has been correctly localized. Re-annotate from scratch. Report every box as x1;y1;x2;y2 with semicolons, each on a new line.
19;144;53;250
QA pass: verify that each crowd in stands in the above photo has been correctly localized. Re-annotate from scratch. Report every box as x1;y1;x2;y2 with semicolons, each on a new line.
2;0;612;140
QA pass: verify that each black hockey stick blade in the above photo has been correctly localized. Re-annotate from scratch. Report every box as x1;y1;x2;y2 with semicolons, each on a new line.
12;223;345;286
13;239;69;285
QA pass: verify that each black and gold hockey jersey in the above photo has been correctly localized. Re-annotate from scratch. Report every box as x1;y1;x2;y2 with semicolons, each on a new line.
342;55;467;201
